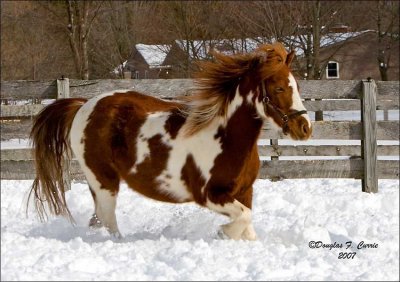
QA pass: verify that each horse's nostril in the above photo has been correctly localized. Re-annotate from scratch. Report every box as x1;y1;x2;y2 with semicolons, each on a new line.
302;123;310;135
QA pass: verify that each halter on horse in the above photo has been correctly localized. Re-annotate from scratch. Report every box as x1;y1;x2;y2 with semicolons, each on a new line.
28;42;312;240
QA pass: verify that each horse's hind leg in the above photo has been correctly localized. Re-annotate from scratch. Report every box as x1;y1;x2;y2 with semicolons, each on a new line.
88;186;103;229
94;187;121;238
84;168;122;238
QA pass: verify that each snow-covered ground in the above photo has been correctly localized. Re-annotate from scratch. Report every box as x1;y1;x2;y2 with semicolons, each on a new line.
1;178;399;281
1;109;399;280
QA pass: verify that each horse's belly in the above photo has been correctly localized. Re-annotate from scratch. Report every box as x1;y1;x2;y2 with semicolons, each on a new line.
124;171;193;203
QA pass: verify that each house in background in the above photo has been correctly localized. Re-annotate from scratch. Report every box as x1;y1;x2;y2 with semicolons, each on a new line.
117;43;187;79
291;29;399;81
116;39;260;79
117;29;398;81
316;30;399;81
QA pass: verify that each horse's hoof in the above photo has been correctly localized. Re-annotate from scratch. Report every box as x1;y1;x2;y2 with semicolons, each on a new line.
241;226;258;241
241;231;258;241
217;229;230;240
88;213;103;229
221;224;243;240
110;231;123;240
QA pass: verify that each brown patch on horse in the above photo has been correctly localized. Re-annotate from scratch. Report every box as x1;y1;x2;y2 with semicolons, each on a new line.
205;102;262;205
181;154;207;205
164;108;187;139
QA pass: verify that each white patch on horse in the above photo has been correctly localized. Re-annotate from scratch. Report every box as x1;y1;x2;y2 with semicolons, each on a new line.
253;90;281;132
288;73;311;128
226;87;244;118
130;112;170;174
254;90;270;121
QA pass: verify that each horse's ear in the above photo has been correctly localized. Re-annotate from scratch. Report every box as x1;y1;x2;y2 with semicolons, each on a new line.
286;50;295;66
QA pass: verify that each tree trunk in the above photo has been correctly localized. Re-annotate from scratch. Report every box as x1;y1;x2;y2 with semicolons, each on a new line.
67;0;82;78
65;0;99;80
376;1;389;81
312;1;321;80
312;1;323;121
81;1;90;80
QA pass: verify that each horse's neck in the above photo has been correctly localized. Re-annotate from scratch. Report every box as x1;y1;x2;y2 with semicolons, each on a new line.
222;90;263;147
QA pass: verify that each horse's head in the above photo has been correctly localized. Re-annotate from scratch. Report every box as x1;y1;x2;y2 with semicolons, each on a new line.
187;42;312;140
250;43;312;140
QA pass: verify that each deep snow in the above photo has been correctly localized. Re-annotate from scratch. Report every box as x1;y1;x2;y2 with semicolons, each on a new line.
1;178;399;281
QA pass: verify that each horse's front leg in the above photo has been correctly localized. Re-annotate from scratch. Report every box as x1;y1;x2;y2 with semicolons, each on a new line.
206;188;257;241
235;186;257;241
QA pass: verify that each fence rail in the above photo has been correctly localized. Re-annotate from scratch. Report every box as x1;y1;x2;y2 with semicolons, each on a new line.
1;78;399;193
2;149;398;181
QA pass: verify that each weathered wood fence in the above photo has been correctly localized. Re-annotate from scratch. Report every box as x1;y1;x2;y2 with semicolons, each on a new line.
1;78;399;193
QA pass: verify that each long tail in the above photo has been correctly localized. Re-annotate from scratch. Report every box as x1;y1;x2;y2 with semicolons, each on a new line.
28;98;87;222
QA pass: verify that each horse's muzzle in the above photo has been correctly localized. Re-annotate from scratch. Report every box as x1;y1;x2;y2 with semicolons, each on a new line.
286;115;312;140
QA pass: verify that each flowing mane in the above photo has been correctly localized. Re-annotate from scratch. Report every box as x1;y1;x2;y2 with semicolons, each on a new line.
182;42;289;136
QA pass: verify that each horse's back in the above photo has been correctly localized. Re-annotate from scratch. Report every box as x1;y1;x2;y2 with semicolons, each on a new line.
71;89;182;161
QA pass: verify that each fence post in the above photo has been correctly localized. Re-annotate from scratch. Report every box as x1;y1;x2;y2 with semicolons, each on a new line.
315;98;324;121
57;77;70;99
361;79;378;193
57;77;71;190
270;139;280;181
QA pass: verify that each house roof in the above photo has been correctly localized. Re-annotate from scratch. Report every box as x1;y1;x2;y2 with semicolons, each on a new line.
135;44;171;67
175;31;374;59
288;30;375;56
175;38;260;59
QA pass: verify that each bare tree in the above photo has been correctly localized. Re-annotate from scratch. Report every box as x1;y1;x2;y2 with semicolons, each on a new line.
156;1;235;77
35;1;103;80
375;0;399;81
1;1;75;80
64;1;103;80
89;1;159;78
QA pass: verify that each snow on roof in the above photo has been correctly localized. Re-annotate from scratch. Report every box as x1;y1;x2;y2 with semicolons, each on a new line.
286;30;374;56
135;44;171;66
175;38;261;59
175;31;372;59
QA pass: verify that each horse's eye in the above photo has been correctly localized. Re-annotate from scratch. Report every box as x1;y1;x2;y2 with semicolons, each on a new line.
275;87;284;93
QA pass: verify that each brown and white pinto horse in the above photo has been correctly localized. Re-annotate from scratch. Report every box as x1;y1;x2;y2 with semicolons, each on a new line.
29;42;311;240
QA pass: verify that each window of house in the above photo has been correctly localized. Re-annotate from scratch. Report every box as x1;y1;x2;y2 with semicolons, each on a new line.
326;61;339;79
135;71;140;79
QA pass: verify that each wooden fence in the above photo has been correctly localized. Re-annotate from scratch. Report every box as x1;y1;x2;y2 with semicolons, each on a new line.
1;78;399;193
